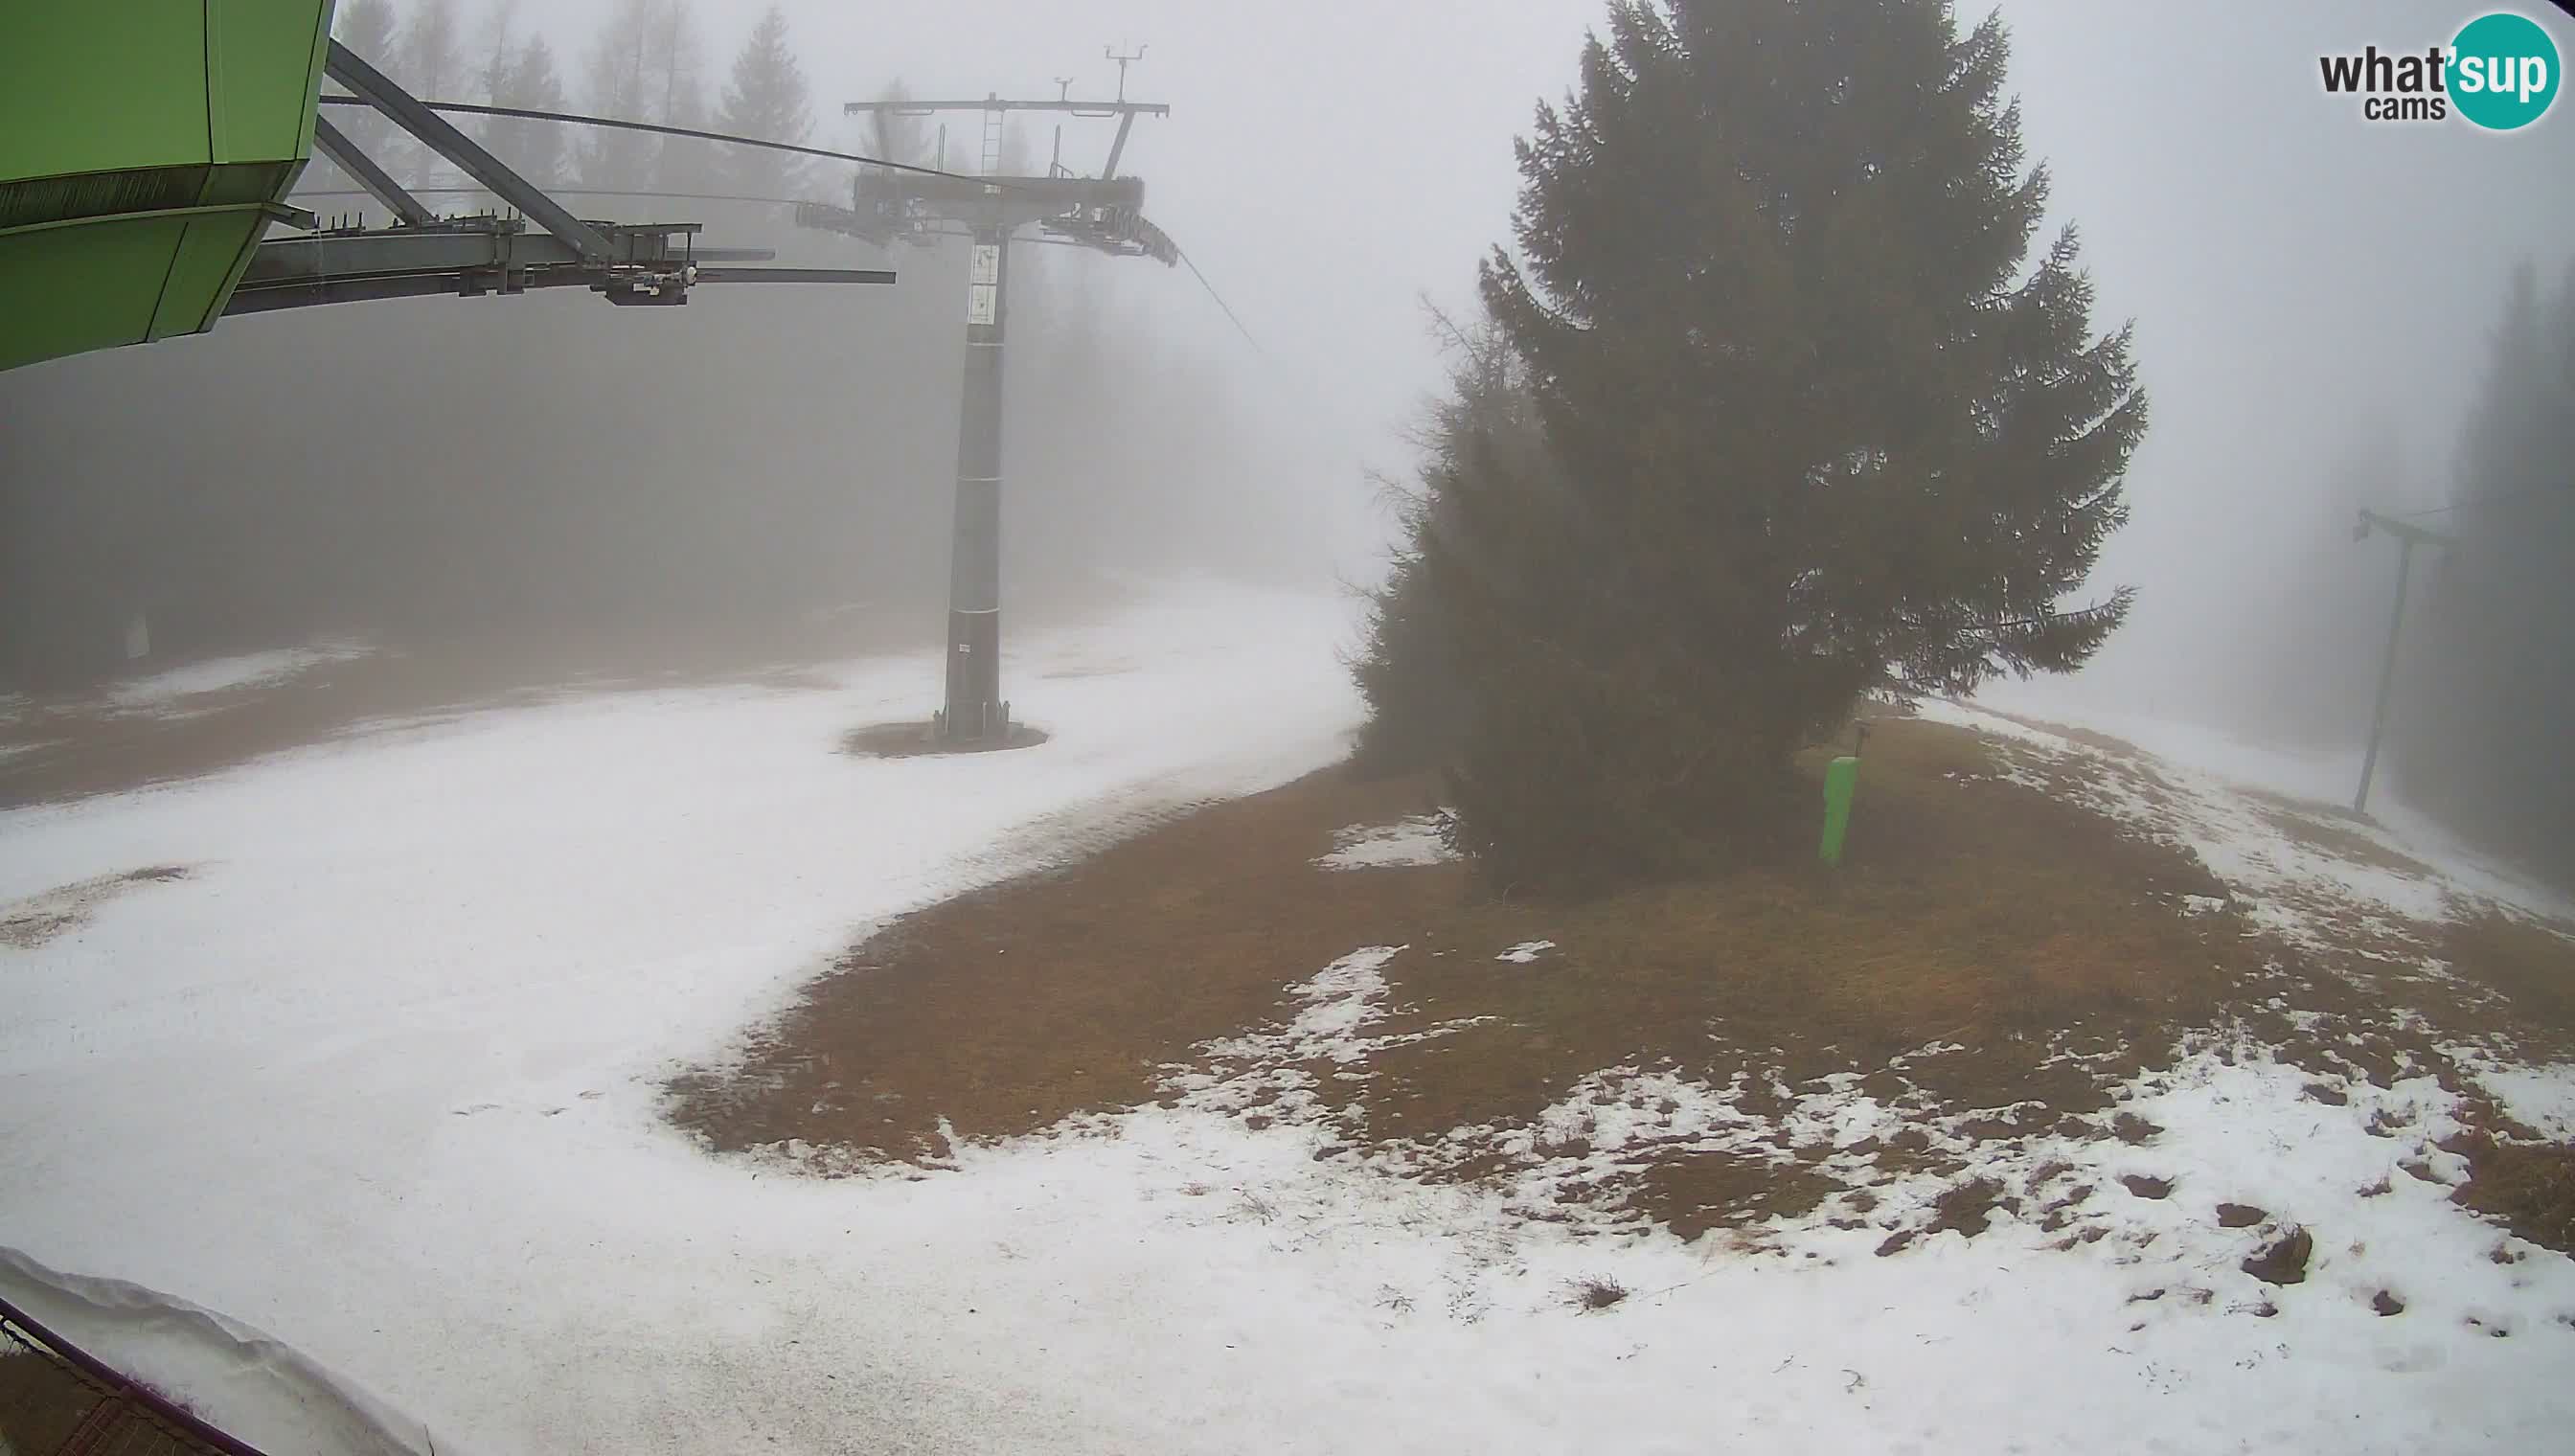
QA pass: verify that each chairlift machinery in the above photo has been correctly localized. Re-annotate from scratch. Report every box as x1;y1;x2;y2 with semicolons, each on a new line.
795;49;1179;744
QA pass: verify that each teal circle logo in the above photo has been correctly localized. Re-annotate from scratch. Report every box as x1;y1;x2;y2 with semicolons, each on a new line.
2450;11;2561;130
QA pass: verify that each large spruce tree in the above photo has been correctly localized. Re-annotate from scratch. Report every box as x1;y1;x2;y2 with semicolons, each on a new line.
1423;0;2146;894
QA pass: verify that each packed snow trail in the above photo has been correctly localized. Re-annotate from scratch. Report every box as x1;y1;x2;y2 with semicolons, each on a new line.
2;581;2570;1454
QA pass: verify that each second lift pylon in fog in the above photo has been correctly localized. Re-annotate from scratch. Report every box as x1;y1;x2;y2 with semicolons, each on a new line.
802;48;1179;744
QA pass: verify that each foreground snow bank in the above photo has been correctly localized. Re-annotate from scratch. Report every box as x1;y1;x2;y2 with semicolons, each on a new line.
0;1246;447;1456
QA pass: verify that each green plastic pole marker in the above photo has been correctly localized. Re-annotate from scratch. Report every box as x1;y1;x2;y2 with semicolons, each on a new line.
1819;756;1860;867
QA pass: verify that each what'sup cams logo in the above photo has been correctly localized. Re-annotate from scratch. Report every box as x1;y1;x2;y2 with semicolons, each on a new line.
2318;11;2562;129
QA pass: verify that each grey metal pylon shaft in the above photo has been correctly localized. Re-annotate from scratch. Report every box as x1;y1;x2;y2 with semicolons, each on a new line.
944;222;1011;739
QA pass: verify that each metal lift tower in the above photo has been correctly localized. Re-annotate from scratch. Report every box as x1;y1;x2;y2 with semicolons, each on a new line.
800;54;1177;743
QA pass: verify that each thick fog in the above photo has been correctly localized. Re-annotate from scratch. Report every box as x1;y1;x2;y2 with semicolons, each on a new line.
6;0;2572;775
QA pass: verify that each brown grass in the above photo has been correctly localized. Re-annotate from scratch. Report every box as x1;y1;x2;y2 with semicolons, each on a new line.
672;717;2259;1223
2450;1135;2575;1253
2438;913;2575;1058
665;708;2575;1245
2249;796;2435;879
667;768;1467;1161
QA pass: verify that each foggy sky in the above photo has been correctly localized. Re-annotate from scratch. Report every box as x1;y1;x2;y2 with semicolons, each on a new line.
11;0;2574;729
741;0;2575;715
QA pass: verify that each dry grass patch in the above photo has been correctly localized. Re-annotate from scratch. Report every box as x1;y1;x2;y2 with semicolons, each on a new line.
669;768;1464;1161
2437;913;2575;1058
2247;792;2436;879
668;706;2575;1246
2450;1132;2575;1254
1352;718;2244;1161
673;717;2262;1239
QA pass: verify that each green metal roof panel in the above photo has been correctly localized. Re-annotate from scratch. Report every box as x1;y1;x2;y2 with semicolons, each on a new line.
209;1;336;164
0;8;214;183
0;1;336;374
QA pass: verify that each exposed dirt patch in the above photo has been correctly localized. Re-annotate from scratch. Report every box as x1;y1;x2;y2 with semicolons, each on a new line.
1928;1176;2006;1239
2242;1225;2314;1285
841;720;1052;758
2215;1202;2268;1229
1629;1152;1836;1241
2374;1289;2406;1316
2449;1127;2575;1254
1566;1275;1629;1311
2121;1174;2175;1200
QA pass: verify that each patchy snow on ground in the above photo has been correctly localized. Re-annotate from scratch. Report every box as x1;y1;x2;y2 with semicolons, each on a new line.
1494;939;1557;963
4;583;2571;1455
1951;682;2575;925
1084;931;2575;1453
1915;694;2563;953
2457;1058;2575;1142
102;638;376;714
1315;813;1457;870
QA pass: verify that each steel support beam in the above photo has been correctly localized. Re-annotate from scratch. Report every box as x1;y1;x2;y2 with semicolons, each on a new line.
225;267;582;313
229;222;890;315
694;266;894;284
872;174;1142;216
241;221;549;283
310;113;437;228
324;40;616;262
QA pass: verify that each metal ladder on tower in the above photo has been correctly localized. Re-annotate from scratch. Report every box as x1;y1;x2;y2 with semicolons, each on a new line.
978;105;1005;176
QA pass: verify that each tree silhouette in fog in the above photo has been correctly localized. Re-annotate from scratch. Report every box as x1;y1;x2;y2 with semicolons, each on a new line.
715;7;814;200
2394;259;2575;887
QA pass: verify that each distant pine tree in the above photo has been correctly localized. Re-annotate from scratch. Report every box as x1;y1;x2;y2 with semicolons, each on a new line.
391;0;463;184
716;7;813;198
490;35;566;187
1421;0;2147;894
581;0;666;190
333;0;398;63
314;0;401;201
